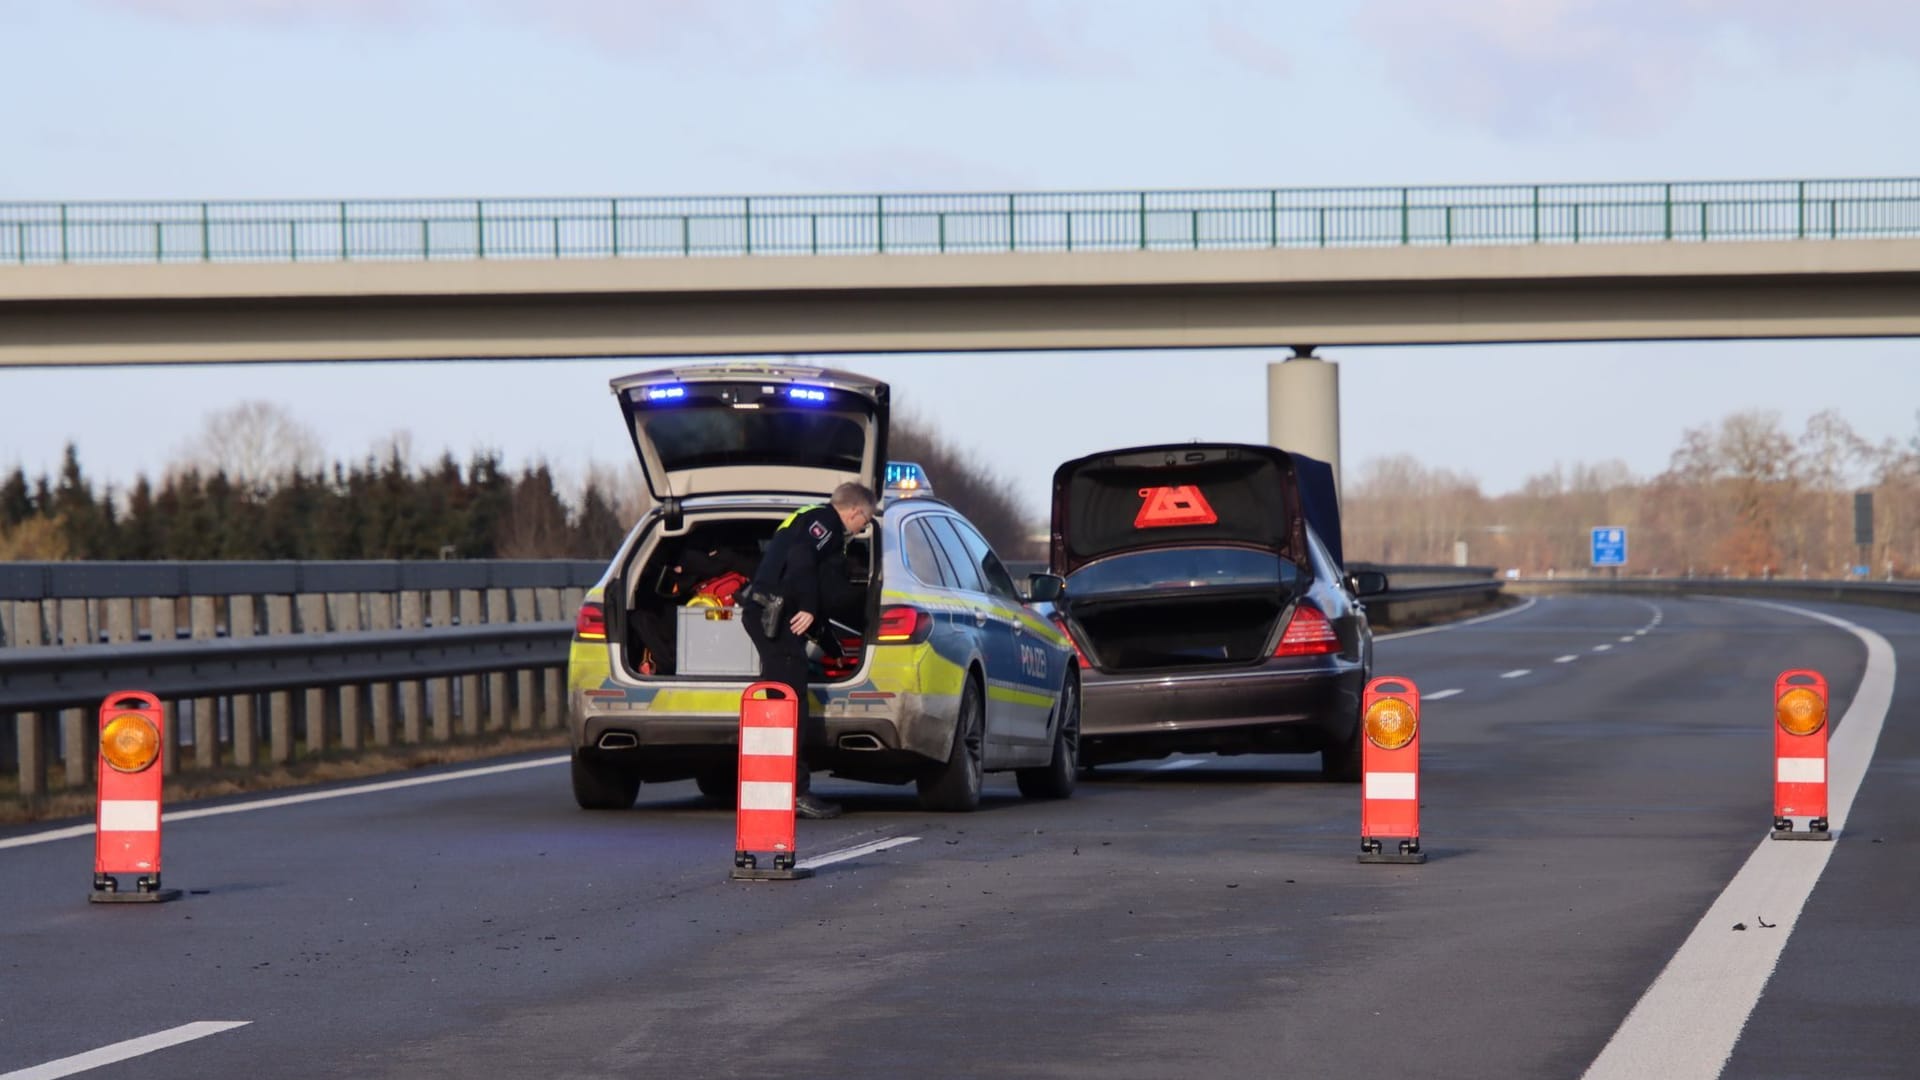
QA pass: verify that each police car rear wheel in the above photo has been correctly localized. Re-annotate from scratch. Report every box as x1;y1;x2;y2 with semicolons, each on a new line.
572;749;641;810
917;676;984;812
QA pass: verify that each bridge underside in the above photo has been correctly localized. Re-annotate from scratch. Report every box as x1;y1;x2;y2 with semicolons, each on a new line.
3;239;1920;366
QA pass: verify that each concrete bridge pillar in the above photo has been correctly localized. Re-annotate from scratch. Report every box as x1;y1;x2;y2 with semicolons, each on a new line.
1267;348;1342;498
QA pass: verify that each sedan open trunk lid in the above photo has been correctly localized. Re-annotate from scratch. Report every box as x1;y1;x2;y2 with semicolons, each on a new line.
1049;443;1331;577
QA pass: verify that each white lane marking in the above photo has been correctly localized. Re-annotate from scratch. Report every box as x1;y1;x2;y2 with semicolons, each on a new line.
1151;758;1204;771
1423;689;1464;700
1592;644;1613;652
1375;596;1538;641
1;1021;250;1080
1635;630;1649;636
1582;600;1896;1080
1500;669;1531;679
1;756;569;852
1618;636;1636;643
1556;655;1579;664
796;836;920;870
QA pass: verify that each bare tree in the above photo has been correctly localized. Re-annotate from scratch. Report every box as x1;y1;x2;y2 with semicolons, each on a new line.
180;401;324;498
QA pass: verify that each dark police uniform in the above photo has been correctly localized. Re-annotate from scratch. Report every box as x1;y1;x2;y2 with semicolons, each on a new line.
738;504;850;797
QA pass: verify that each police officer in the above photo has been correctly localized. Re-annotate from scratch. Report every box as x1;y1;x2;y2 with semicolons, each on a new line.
738;482;878;820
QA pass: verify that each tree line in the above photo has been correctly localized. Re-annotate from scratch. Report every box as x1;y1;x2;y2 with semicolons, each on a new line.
1343;409;1920;578
0;403;1038;563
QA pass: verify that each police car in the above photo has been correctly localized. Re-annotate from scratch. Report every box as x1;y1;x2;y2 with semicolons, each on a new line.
566;363;1080;812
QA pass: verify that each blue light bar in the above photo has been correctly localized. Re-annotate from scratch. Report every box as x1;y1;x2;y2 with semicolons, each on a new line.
886;461;929;491
787;386;828;404
645;385;686;402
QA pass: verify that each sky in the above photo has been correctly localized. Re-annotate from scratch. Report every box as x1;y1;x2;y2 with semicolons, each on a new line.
2;0;1918;519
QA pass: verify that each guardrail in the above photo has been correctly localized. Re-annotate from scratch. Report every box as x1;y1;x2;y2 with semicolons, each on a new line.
4;178;1917;264
2;561;604;806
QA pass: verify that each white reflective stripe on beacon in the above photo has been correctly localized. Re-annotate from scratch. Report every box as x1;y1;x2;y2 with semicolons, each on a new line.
98;800;161;832
1364;772;1417;801
1777;757;1826;784
741;727;795;757
738;781;794;811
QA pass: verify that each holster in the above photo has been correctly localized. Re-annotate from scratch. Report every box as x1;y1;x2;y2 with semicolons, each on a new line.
741;586;785;637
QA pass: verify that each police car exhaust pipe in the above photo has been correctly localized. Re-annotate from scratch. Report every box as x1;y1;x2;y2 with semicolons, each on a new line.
597;732;639;750
837;734;884;751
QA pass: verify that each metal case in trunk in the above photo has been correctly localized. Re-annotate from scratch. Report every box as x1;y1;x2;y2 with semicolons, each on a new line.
675;605;760;677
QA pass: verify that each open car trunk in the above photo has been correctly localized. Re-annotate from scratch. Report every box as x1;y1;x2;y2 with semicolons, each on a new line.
1049;442;1334;674
616;512;875;682
1067;588;1294;671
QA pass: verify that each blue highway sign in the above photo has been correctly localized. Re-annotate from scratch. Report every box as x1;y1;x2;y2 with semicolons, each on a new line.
1591;527;1628;567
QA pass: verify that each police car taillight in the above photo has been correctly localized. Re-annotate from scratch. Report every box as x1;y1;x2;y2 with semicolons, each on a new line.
875;605;933;644
1274;602;1339;656
575;601;607;641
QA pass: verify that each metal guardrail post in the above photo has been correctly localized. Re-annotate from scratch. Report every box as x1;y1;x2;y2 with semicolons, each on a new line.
200;202;210;261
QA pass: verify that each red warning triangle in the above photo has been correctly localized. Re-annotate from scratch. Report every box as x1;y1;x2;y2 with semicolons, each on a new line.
1134;485;1218;529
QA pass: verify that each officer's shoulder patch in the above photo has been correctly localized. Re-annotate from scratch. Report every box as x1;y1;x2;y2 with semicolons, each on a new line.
809;521;829;542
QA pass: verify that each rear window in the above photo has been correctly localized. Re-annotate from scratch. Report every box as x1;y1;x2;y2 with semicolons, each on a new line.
1066;548;1300;595
627;382;872;473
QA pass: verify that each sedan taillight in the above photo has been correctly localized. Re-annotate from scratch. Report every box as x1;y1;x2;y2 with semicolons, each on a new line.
575;600;607;641
1274;601;1340;656
875;605;933;644
1050;615;1091;668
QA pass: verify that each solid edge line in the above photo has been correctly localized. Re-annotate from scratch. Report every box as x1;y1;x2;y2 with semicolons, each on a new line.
1;755;569;851
1375;596;1537;642
1;1021;251;1080
1580;599;1896;1080
797;836;920;870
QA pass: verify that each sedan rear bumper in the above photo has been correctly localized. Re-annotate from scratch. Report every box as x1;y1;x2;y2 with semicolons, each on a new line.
1078;658;1363;762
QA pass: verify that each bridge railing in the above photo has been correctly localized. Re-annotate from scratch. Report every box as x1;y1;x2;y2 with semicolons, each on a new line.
5;178;1920;264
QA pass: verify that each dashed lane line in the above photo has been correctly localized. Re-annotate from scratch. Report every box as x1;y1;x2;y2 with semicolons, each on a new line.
1500;669;1531;679
1423;689;1464;700
1556;655;1579;664
1592;644;1613;652
1582;599;1896;1080
1;1021;251;1080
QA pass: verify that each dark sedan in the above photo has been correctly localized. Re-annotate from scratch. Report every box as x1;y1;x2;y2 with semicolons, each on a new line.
1037;443;1386;779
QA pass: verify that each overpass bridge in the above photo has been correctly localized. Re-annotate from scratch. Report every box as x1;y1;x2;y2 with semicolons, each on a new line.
4;177;1919;487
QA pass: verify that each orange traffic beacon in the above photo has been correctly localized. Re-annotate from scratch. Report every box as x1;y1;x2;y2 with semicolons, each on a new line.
731;682;812;881
1359;677;1425;864
91;690;182;903
1771;670;1832;841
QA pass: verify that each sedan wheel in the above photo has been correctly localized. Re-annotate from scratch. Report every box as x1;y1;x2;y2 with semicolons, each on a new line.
1017;677;1078;800
917;677;984;812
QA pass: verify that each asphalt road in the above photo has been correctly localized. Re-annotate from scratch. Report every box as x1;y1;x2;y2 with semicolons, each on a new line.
2;593;1914;1080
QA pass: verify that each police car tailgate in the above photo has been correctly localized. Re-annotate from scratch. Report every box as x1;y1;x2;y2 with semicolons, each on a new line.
611;364;890;500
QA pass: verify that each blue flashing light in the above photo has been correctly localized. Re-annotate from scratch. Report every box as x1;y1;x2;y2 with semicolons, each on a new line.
787;386;828;404
886;461;930;492
645;385;687;402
